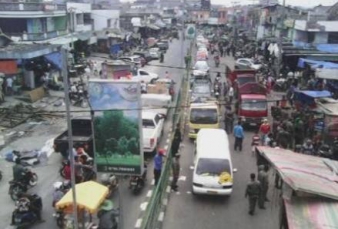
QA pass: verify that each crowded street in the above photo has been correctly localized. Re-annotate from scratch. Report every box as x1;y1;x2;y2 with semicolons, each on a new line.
1;0;338;229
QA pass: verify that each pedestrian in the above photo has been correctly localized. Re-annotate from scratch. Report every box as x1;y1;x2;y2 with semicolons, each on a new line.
228;85;234;104
233;121;244;152
184;55;191;69
220;46;224;57
171;123;182;157
223;46;227;57
226;45;231;56
224;106;234;134
165;71;170;79
245;173;261;215
171;153;181;191
153;149;166;186
257;165;269;209
251;131;260;156
6;77;13;96
259;119;271;145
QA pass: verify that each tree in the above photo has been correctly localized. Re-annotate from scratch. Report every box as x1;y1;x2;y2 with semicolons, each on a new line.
127;138;139;155
106;138;118;153
117;136;128;157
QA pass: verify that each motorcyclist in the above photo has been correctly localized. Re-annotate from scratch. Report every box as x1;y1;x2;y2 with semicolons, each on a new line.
52;182;66;207
140;81;147;94
98;200;119;229
11;193;43;225
216;72;221;82
12;158;27;183
214;54;220;67
302;139;314;155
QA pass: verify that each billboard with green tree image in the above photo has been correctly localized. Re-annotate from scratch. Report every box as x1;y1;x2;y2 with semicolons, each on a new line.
88;80;143;175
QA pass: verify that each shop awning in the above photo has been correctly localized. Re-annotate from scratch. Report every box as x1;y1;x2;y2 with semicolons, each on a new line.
316;68;338;80
56;181;109;214
147;24;160;30
296;90;332;98
285;197;338;229
257;146;338;200
0;43;59;59
76;32;92;41
298;58;338;69
49;36;78;45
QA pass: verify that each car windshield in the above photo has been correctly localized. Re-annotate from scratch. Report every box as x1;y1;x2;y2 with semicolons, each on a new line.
241;99;267;111
133;57;140;62
237;77;255;86
193;86;210;94
195;62;208;71
190;108;218;124
142;119;155;128
196;158;231;176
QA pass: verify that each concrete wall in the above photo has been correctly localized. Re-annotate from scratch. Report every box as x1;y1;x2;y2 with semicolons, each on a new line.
66;2;91;13
92;10;120;31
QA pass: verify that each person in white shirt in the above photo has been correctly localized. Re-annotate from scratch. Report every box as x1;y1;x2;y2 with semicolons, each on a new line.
228;86;234;103
6;77;13;95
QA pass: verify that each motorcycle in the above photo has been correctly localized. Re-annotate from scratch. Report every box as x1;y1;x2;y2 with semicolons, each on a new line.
12;194;43;228
59;160;68;179
318;144;333;159
9;170;38;201
68;82;88;108
100;174;119;197
214;56;220;67
273;78;287;92
53;210;65;228
129;175;145;194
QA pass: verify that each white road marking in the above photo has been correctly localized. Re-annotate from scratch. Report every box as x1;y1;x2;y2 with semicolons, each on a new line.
176;192;181;195
169;176;173;181
146;190;153;197
190;166;194;170
166;139;170;143
158;212;165;222
178;176;186;181
140;202;148;211
163;198;168;206
166;186;171;193
135;219;142;228
164;145;169;150
169;127;173;132
187;191;192;194
151;179;155;185
168;133;171;138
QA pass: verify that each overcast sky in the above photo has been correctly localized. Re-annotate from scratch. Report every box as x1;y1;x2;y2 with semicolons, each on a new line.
211;0;338;7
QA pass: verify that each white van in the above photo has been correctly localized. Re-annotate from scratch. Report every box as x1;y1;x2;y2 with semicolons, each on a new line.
192;129;235;196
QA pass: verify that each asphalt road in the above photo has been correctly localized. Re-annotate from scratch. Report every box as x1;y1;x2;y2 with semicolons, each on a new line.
0;36;189;229
162;54;280;229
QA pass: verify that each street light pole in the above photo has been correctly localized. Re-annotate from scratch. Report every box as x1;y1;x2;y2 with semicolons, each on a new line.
61;48;79;229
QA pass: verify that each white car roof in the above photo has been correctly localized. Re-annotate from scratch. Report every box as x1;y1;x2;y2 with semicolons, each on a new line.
194;61;209;67
196;129;231;159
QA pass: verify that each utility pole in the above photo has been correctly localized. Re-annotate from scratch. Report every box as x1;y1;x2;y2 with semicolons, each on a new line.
276;0;286;78
61;48;79;229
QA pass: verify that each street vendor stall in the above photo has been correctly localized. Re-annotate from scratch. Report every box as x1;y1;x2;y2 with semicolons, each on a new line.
256;146;338;229
293;90;331;110
56;181;109;229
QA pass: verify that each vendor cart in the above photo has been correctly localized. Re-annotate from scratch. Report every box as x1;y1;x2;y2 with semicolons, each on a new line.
55;181;110;229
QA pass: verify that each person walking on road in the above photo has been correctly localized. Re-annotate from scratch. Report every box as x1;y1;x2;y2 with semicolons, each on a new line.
228;85;234;104
224;106;234;134
153;149;165;186
171;153;181;191
234;121;244;152
245;173;261;215
257;165;269;209
171;123;182;157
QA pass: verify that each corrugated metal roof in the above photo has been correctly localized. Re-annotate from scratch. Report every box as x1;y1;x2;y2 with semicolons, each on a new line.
285;197;338;229
257;147;338;200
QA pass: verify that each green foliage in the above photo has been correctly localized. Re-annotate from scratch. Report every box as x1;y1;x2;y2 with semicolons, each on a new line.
94;110;140;156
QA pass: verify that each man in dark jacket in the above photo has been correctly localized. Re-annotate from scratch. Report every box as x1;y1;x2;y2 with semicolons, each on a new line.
171;124;182;157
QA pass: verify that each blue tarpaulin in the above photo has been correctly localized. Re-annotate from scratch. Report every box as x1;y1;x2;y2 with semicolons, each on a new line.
297;58;338;69
44;52;62;70
298;90;331;98
316;44;338;54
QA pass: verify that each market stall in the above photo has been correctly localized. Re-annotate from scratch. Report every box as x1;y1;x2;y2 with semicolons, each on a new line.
56;181;109;229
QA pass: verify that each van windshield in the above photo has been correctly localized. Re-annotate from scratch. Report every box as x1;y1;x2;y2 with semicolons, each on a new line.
196;158;231;176
241;99;267;111
190;108;218;124
237;77;255;86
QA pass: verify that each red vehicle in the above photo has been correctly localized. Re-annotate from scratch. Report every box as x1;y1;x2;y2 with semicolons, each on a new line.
226;67;257;92
236;82;268;127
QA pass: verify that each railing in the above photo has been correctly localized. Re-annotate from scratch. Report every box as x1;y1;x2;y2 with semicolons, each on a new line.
6;30;68;41
140;39;193;229
0;2;66;11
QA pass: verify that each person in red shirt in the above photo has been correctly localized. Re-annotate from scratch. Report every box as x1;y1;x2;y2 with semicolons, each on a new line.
259;119;271;145
63;161;71;180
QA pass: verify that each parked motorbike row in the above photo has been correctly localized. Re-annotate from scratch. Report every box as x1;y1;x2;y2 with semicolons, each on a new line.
69;81;88;108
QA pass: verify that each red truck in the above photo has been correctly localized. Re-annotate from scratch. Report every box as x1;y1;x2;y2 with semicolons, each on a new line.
236;82;268;127
226;67;257;92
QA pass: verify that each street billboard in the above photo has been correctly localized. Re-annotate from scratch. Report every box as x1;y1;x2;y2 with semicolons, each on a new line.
88;79;143;175
185;23;196;40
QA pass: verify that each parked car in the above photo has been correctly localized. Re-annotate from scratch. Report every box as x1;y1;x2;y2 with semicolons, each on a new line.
190;79;212;102
119;56;142;65
142;111;165;154
193;61;210;76
132;69;158;83
149;48;161;60
156;42;169;52
235;58;262;70
133;51;152;63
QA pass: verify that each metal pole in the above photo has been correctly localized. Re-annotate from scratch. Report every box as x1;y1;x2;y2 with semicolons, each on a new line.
276;0;286;78
61;48;79;229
